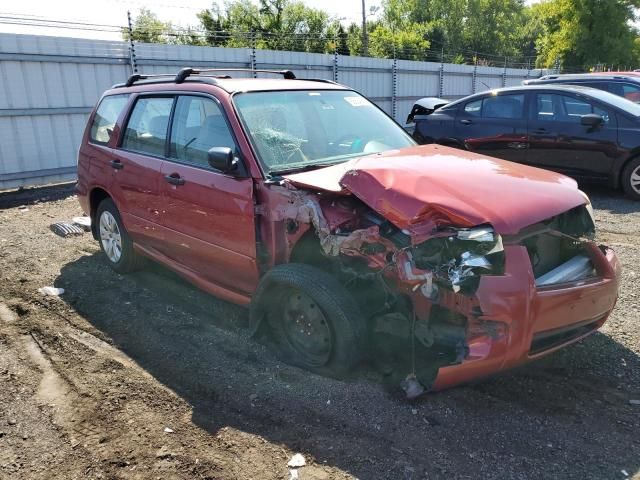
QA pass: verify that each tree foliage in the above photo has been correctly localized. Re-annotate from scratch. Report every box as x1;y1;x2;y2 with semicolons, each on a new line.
124;0;640;69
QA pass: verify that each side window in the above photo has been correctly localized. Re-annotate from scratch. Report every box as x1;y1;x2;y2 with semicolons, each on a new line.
536;94;609;123
464;99;482;117
622;83;640;103
89;94;129;145
169;96;238;167
536;94;555;120
481;94;524;119
121;97;174;157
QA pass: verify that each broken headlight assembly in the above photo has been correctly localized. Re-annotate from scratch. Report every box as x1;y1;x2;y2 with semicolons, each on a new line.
412;226;505;293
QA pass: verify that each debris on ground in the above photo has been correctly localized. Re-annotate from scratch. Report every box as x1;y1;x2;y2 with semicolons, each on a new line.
37;286;65;296
400;374;425;400
71;216;91;231
50;222;85;238
164;426;174;433
287;453;306;468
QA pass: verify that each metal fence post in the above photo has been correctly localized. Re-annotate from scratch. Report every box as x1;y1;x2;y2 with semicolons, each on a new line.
126;10;138;74
502;56;507;87
250;32;257;78
392;56;398;121
472;53;478;94
438;48;444;97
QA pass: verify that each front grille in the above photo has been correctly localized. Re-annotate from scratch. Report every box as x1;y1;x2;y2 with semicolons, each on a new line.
529;317;602;355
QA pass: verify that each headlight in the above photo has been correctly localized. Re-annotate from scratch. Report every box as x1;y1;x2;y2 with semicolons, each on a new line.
412;226;505;293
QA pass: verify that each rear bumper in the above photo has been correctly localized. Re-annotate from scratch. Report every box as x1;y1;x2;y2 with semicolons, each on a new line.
431;242;620;391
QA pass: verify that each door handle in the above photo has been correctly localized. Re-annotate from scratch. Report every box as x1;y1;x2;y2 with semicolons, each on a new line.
110;160;124;170
164;174;185;186
460;119;473;125
533;127;548;134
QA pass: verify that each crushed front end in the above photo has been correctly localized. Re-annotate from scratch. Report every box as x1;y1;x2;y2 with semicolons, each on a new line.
260;179;620;392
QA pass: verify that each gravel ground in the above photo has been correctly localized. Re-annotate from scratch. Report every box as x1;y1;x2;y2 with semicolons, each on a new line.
0;183;638;480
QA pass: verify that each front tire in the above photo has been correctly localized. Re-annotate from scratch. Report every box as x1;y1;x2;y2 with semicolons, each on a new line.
621;157;640;200
250;263;366;376
96;198;144;273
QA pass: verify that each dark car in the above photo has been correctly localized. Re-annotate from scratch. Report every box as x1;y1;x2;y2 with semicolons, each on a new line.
523;73;640;103
410;85;640;200
76;69;619;393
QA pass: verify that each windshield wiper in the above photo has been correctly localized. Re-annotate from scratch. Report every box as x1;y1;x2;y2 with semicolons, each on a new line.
268;159;347;176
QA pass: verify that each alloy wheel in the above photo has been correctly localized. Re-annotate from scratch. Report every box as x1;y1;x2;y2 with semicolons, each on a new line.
99;210;123;263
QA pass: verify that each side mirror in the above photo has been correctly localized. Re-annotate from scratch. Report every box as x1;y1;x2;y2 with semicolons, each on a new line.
581;113;604;127
207;147;236;173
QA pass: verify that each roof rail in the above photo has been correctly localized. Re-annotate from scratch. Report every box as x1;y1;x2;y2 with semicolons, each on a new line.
175;68;296;83
124;73;176;87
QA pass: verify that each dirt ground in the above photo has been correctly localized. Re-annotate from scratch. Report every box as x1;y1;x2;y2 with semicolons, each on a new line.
0;183;638;480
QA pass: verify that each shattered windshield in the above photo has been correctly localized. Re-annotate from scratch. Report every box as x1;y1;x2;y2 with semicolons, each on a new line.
233;90;415;175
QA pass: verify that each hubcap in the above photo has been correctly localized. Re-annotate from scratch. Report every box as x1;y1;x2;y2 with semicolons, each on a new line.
631;166;640;194
99;211;123;263
281;290;332;367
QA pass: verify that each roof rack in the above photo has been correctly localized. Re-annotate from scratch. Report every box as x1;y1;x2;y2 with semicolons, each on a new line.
124;73;175;87
174;67;296;83
113;68;345;90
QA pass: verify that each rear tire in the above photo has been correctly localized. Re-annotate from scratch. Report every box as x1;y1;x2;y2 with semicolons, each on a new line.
96;198;144;273
621;157;640;200
250;263;366;377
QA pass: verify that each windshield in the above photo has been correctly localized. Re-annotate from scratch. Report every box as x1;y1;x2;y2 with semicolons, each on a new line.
233;90;415;174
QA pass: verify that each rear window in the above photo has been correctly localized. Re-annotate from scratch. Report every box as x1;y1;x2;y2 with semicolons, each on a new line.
89;94;129;145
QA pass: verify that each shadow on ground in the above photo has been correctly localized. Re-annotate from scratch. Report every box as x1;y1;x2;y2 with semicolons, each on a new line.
54;250;640;479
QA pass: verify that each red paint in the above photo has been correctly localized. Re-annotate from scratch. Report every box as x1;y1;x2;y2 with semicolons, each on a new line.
285;144;585;236
77;77;620;392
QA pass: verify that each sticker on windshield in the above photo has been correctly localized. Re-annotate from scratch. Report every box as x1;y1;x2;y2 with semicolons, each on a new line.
344;96;370;107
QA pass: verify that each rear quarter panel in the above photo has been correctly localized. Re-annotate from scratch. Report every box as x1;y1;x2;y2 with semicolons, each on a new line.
414;108;458;145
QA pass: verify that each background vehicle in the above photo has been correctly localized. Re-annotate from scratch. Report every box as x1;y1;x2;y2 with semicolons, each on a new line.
76;69;619;393
410;85;640;200
523;73;640;103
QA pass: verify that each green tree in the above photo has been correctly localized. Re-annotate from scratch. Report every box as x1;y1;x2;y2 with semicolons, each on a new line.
532;0;640;69
198;0;335;53
122;8;175;44
368;22;431;60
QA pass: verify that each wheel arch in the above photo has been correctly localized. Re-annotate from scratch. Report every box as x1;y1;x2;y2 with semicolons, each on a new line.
614;150;640;189
89;187;112;239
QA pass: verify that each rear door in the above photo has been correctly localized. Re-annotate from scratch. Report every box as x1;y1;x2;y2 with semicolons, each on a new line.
454;92;528;163
110;95;174;249
527;92;619;178
157;94;259;294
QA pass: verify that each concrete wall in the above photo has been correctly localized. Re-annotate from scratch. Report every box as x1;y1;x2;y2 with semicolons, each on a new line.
0;32;543;189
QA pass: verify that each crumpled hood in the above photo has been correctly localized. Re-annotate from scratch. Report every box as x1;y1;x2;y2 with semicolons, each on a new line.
283;144;587;236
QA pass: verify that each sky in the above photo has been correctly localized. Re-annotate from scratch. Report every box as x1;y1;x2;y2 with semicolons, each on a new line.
0;0;384;40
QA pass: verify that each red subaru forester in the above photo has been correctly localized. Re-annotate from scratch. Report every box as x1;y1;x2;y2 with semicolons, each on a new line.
76;68;620;393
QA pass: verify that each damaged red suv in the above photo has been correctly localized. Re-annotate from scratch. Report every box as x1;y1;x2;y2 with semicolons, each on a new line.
76;68;620;393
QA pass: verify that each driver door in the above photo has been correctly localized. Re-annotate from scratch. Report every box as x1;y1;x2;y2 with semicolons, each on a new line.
157;94;259;294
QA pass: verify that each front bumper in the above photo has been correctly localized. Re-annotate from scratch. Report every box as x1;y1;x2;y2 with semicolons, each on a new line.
430;242;620;391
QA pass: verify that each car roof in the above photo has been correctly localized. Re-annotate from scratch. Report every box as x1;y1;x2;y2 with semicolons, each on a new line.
529;73;640;82
445;84;621;107
107;70;349;95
